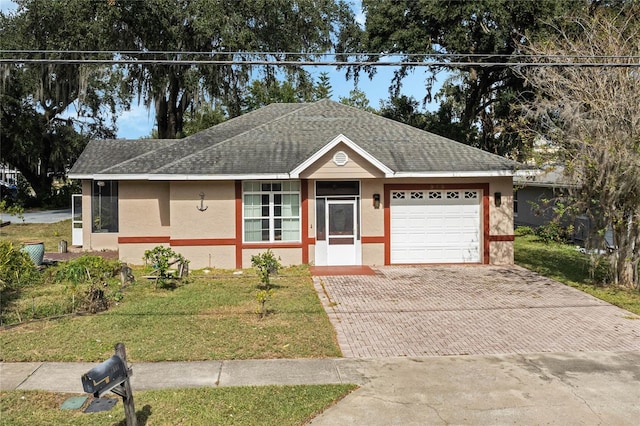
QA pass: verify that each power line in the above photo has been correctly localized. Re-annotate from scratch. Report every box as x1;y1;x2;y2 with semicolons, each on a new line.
1;58;638;67
1;50;638;67
2;49;640;61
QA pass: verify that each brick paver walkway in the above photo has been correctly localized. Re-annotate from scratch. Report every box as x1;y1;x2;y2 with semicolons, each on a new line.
313;265;640;358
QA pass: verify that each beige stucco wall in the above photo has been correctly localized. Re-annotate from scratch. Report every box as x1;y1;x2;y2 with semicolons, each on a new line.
300;143;385;179
490;241;514;265
488;177;514;236
242;248;301;268
119;243;169;266
362;243;385;266
81;173;514;267
119;181;170;236
174;246;236;270
361;179;385;237
169;181;236;240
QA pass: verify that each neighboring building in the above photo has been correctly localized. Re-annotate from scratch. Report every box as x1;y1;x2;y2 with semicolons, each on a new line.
513;166;614;247
69;99;522;269
513;166;572;228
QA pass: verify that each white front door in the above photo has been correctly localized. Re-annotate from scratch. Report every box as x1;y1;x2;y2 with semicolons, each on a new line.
326;199;360;265
71;194;83;246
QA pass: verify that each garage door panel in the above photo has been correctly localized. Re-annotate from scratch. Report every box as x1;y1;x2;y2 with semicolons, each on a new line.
390;189;481;264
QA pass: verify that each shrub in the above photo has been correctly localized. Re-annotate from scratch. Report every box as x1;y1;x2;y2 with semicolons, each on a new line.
251;249;281;289
515;226;535;236
0;199;24;222
53;255;121;312
536;222;573;244
143;246;189;287
0;240;42;292
255;288;275;319
54;255;120;285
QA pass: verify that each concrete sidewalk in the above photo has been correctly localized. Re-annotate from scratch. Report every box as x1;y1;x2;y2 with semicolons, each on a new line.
2;351;640;425
0;358;364;393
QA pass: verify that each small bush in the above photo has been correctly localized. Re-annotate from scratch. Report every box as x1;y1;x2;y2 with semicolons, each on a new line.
54;255;120;285
255;288;275;319
536;222;573;244
51;255;120;313
515;226;535;236
143;246;190;287
0;240;42;292
0;200;24;220
251;249;281;289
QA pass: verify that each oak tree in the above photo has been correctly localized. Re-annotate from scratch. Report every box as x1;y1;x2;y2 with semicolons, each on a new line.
352;0;589;157
0;0;121;199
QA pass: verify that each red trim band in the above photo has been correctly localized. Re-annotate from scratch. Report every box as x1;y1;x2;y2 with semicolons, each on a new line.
362;236;385;244
171;238;236;246
242;243;303;249
118;236;170;244
489;235;515;242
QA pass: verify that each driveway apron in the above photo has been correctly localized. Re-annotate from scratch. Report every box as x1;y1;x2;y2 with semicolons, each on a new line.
313;265;640;358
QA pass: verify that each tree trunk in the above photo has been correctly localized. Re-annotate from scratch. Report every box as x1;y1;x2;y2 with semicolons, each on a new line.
17;166;52;201
155;96;169;139
154;73;187;139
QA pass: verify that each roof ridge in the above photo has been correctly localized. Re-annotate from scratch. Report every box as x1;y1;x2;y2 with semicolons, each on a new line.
153;102;318;173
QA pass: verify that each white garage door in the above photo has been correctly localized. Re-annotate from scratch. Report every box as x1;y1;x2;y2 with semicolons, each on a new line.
390;189;481;263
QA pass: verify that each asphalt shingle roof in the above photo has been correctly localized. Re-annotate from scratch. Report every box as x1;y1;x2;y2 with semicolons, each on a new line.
69;99;519;178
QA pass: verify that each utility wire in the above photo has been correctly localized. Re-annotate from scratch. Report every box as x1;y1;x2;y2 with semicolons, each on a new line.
0;58;638;67
1;50;638;67
2;49;640;60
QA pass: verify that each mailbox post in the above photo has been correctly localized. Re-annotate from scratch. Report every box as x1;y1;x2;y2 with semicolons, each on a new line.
82;343;137;426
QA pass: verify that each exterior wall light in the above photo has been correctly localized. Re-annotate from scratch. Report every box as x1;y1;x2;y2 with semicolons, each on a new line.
373;193;381;209
494;192;502;207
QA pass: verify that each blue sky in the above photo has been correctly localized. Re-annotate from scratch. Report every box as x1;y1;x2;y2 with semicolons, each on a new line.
2;0;441;138
114;67;438;138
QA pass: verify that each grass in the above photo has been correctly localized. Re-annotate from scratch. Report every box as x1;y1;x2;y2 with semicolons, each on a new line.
515;232;640;316
0;219;73;251
0;385;356;425
1;224;351;425
0;267;342;362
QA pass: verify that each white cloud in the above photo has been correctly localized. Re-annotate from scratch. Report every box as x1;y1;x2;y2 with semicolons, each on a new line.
116;105;155;139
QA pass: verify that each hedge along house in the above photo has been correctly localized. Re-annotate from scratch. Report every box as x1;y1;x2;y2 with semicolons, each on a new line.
68;99;521;269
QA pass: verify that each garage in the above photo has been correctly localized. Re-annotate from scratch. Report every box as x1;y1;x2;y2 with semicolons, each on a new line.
390;189;481;263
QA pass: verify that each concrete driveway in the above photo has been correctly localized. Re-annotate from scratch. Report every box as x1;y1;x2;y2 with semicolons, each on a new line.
313;265;640;358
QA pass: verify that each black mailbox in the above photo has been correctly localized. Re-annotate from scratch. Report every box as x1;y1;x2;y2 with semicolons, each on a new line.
82;355;129;397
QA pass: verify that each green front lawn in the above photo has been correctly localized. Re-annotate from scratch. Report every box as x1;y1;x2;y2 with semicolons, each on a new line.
0;385;356;426
0;267;341;362
0;220;73;252
515;233;640;316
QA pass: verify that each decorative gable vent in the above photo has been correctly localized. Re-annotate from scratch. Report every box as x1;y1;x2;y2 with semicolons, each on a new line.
333;151;349;166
